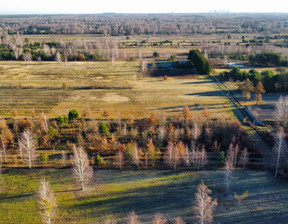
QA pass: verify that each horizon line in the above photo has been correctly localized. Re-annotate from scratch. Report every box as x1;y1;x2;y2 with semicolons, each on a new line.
1;12;288;16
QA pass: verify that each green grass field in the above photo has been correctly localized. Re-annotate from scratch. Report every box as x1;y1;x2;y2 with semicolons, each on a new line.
0;61;231;119
0;169;287;224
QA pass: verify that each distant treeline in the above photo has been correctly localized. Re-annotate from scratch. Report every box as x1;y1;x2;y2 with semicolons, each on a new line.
1;14;288;36
220;67;288;92
0;34;122;61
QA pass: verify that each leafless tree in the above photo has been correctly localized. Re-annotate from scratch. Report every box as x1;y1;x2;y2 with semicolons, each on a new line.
55;52;62;63
239;147;249;169
275;95;288;127
132;143;140;169
153;213;167;224
157;126;166;146
140;60;146;74
35;179;57;224
127;211;141;224
61;150;67;167
18;130;37;169
224;158;234;193
71;145;93;191
0;136;7;163
273;127;287;178
191;146;208;170
193;181;218;224
183;146;191;167
164;142;181;170
102;217;117;224
23;51;32;63
173;217;185;224
192;123;201;149
115;150;124;170
64;53;68;68
227;143;239;167
39;113;49;132
164;141;174;168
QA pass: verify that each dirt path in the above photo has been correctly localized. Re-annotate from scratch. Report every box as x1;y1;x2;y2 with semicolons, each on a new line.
211;76;271;168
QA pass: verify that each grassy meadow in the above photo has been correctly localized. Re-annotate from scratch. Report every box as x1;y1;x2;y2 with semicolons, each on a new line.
0;61;231;119
0;169;288;224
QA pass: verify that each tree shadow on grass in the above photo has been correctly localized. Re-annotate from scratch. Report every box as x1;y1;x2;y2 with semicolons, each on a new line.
157;104;224;113
186;90;223;97
182;80;213;85
0;193;34;201
67;174;197;222
62;170;288;224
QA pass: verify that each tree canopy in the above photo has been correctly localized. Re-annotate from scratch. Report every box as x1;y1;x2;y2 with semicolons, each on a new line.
188;49;211;75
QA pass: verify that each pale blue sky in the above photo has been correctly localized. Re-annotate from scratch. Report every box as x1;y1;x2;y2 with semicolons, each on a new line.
0;0;287;14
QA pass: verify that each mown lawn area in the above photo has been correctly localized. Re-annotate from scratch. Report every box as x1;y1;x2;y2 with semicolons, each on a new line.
0;169;288;223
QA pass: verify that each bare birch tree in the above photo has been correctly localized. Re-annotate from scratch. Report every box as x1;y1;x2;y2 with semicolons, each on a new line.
64;53;68;68
153;213;167;224
115;150;124;170
164;142;181;170
103;218;117;224
193;181;218;224
239;147;249;169
173;217;185;224
71;145;93;191
183;146;191;167
224;158;234;193
273;127;287;178
39;113;49;132
18;130;37;169
157;126;167;146
23;51;32;63
127;211;141;224
55;52;62;63
227;143;239;167
35;179;57;224
0;136;7;163
164;141;174;168
132;143;140;169
275;95;288;127
61;150;67;167
192;123;201;150
191;146;208;170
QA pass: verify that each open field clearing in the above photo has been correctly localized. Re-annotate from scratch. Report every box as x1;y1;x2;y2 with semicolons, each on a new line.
0;61;231;119
0;169;288;224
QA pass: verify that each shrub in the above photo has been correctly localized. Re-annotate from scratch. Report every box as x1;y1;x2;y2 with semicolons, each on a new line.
99;123;109;136
153;51;159;57
169;55;176;61
40;153;49;164
219;151;226;165
125;143;134;162
57;115;69;125
62;82;67;89
68;109;79;121
95;154;102;166
48;126;56;139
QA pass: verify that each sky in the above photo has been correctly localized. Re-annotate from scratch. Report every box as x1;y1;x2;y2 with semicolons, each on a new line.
0;0;287;14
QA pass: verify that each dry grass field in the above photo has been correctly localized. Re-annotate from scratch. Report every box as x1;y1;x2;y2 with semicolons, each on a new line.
0;61;232;119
